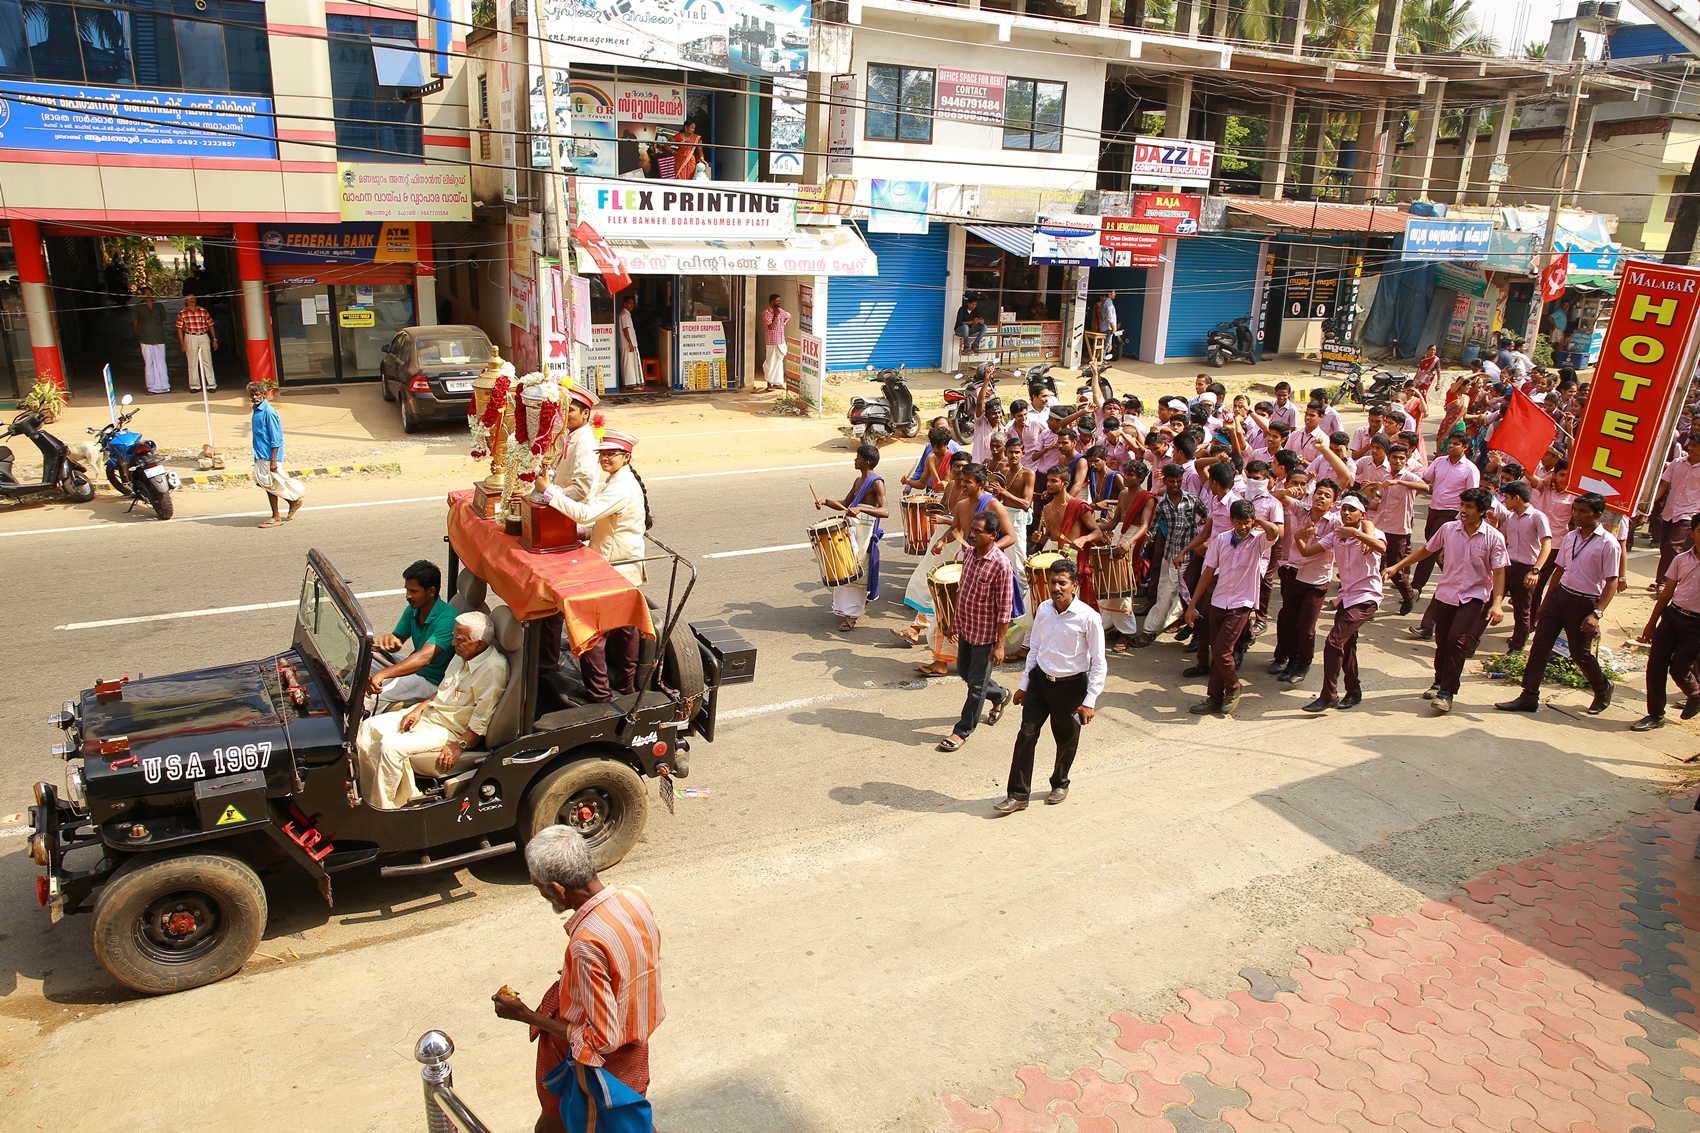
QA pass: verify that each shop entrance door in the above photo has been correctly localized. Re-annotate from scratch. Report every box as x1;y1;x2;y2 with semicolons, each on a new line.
271;282;416;384
273;284;338;382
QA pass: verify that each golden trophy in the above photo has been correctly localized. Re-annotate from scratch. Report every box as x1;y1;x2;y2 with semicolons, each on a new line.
468;347;517;519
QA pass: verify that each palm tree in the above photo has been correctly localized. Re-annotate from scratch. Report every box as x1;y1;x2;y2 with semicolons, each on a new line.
1523;40;1548;59
1303;0;1378;59
1402;0;1498;55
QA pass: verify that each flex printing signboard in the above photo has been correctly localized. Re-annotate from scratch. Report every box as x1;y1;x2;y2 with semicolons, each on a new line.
0;81;277;159
1127;137;1214;189
936;69;1005;125
1401;218;1494;262
572;176;797;238
1564;261;1700;514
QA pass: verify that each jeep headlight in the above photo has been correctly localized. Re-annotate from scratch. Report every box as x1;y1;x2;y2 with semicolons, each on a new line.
65;766;87;808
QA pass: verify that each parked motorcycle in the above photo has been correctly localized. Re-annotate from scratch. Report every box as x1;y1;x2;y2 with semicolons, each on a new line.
1206;317;1257;367
847;364;920;442
0;409;95;504
944;363;997;444
1328;365;1407;408
94;394;177;520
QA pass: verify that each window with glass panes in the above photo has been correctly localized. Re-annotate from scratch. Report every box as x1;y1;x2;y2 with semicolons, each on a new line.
865;63;934;144
0;0;272;94
1003;78;1064;152
326;15;423;161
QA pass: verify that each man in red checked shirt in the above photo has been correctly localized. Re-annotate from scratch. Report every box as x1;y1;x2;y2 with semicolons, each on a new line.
936;510;1014;753
176;292;218;391
495;825;664;1133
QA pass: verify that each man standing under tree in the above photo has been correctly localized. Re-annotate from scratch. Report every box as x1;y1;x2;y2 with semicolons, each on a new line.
249;382;303;529
177;291;217;391
936;511;1013;753
761;293;790;390
493;825;664;1133
995;557;1105;813
132;286;170;394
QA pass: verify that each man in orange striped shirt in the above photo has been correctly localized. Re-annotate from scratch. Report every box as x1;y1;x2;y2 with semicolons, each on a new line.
494;826;665;1132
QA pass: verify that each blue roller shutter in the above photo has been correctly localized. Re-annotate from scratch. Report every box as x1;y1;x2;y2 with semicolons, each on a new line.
827;225;949;370
1164;236;1260;361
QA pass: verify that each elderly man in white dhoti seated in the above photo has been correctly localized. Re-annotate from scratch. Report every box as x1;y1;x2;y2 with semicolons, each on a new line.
355;611;509;809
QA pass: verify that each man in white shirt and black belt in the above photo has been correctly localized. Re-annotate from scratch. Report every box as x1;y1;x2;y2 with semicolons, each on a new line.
995;557;1107;814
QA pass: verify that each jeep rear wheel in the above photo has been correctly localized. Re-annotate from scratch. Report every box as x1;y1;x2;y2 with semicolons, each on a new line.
91;852;267;995
520;757;649;871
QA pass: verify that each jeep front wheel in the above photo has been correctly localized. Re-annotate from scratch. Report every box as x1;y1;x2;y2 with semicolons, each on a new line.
520;757;649;871
90;852;267;995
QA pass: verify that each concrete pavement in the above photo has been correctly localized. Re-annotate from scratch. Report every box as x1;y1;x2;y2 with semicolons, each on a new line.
2;422;1698;1133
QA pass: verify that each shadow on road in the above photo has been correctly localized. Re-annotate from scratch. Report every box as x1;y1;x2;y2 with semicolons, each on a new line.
828;780;1001;818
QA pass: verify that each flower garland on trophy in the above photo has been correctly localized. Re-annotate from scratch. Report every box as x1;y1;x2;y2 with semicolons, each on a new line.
468;347;517;518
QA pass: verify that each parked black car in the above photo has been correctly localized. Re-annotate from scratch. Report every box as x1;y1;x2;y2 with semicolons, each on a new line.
379;325;495;433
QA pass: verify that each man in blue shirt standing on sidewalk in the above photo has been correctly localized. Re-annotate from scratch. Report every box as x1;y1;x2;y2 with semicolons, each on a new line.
250;381;305;528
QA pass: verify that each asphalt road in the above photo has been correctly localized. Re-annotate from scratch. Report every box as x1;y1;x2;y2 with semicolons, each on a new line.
0;465;1695;1132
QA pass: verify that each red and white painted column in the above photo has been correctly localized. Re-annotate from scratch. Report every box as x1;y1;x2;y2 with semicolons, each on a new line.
233;222;275;384
414;221;436;326
10;218;65;391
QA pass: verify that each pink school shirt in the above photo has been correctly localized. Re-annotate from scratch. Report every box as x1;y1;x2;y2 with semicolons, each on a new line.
1669;550;1700;612
1555;527;1624;599
1427;521;1509;606
1422;455;1481;511
1320;527;1384;607
1499;507;1552;567
1203;527;1269;610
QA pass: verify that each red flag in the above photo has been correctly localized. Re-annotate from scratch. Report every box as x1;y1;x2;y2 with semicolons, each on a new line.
1489;388;1559;473
1540;252;1570;303
572;221;631;294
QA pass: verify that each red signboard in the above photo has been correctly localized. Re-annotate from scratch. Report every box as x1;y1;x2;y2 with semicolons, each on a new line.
1099;218;1162;267
1131;192;1201;236
1563;260;1700;514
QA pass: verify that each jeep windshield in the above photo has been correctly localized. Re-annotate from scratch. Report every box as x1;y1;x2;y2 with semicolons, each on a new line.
297;565;363;701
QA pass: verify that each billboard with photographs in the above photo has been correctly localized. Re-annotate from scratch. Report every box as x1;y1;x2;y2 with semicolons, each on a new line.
537;0;807;77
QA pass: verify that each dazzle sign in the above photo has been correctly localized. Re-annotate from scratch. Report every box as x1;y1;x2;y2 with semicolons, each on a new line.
1564;260;1700;513
1126;136;1214;189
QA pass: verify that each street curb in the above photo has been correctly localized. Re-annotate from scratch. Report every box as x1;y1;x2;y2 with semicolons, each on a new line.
171;461;403;487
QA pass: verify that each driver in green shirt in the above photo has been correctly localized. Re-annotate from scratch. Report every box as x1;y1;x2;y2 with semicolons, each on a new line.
366;560;458;709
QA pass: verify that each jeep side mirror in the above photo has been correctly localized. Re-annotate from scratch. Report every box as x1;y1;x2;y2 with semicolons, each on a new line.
120;394;133;406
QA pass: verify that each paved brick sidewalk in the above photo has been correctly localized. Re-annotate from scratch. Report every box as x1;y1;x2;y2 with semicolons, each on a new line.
939;794;1700;1133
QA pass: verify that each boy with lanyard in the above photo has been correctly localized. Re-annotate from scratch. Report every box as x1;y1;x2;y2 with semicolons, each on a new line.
1383;486;1507;715
1634;518;1700;731
814;444;888;631
1295;493;1386;713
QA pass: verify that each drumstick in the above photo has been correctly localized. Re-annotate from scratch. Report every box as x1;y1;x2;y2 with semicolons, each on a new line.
809;483;821;507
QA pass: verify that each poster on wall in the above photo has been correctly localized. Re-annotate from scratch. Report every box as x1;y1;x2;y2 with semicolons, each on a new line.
828;74;856;177
796;331;824;408
509;272;533;331
770;77;807;176
677;320;728;391
536;0;807;77
571;276;594;344
1130;192;1201;235
798;283;814;333
1099;218;1162;267
553;83;702;180
1031;214;1100;267
935;69;1006;125
510;217;533;278
869;180;931;234
497;0;516;203
586;325;618;393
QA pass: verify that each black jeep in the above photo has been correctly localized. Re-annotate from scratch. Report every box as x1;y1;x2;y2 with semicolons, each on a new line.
26;529;751;995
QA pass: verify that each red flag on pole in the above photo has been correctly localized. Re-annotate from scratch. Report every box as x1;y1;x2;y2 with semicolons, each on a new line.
572;221;631;294
1540;252;1570;303
1489;388;1559;474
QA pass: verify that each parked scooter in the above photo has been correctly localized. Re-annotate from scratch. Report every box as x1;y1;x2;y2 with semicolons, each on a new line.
94;394;177;520
0;409;95;504
847;364;920;442
1206;317;1257;367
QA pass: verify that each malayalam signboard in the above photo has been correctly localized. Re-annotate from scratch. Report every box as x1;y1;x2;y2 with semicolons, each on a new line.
936;69;1005;125
572;177;797;238
1127;136;1214;189
1319;339;1362;376
0;81;276;158
1401;217;1494;262
338;164;472;222
1564;261;1700;513
827;74;856;177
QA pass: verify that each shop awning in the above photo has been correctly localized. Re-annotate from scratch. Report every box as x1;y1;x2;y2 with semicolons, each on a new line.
574;225;877;277
1568;273;1619;294
966;225;1035;258
1224;200;1410;234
